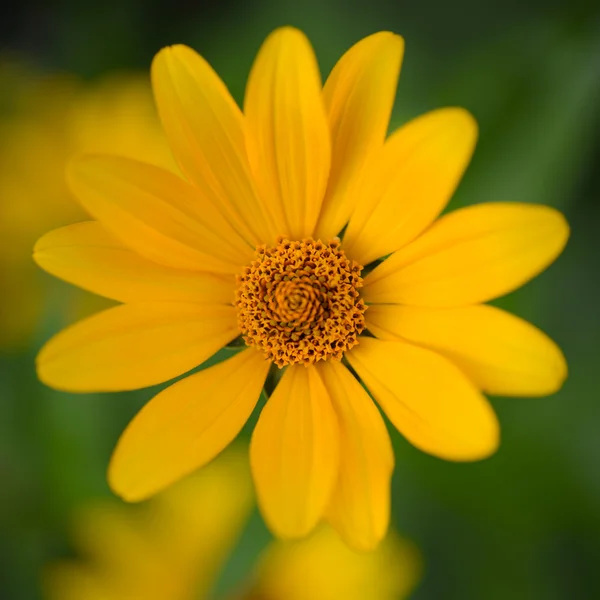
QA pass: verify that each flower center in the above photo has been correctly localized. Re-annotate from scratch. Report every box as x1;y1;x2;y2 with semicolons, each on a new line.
235;237;366;367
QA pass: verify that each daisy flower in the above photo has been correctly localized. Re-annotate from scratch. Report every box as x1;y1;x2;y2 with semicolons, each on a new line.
34;27;569;550
44;448;420;600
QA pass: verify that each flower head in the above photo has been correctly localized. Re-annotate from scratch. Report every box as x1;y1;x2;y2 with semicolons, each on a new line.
35;27;569;550
235;237;366;366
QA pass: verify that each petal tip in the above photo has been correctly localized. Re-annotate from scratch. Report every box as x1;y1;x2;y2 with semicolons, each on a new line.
261;27;314;57
35;361;52;389
350;534;386;552
330;516;389;552
150;46;171;77
371;30;406;52
152;43;192;61
368;31;405;72
32;233;50;264
269;25;307;40
520;203;570;268
463;410;501;462
250;439;325;540
449;106;479;140
150;44;201;86
449;392;501;462
549;207;571;249
545;347;569;395
423;106;478;145
35;353;81;394
107;443;160;504
262;513;319;541
35;344;61;389
106;464;144;504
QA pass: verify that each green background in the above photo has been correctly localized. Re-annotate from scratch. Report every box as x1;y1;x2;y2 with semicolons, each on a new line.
2;0;600;598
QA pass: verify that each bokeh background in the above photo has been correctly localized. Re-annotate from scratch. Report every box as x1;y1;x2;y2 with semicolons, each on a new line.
2;0;600;598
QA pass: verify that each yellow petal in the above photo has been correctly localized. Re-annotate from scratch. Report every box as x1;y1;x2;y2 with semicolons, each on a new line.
109;348;269;502
343;108;478;266
364;202;569;306
37;303;239;392
67;154;253;273
34;222;234;304
315;32;404;240
253;526;421;600
244;27;331;239
316;360;394;551
367;304;567;397
250;365;339;539
152;44;276;245
347;337;500;461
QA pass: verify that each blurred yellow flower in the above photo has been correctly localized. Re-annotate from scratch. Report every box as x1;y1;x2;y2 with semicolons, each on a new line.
44;449;253;600
44;449;421;600
0;62;174;349
248;527;420;600
34;28;568;549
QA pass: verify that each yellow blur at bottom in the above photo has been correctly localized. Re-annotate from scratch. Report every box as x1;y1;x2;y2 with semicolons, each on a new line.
248;527;421;600
43;448;421;600
43;449;253;600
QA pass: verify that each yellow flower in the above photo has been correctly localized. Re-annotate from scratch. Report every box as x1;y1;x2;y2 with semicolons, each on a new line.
0;64;174;349
43;449;253;600
44;449;420;600
248;527;420;600
34;28;569;550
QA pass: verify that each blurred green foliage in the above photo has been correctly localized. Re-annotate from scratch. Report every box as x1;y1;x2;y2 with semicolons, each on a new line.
1;1;600;599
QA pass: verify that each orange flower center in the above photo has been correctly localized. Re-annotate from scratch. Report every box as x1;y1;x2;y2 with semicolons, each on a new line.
235;237;366;367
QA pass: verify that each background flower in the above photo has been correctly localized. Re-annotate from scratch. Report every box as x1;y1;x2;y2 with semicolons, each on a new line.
0;64;174;349
44;448;420;600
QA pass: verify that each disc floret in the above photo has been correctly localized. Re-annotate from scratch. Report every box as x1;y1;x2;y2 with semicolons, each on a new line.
235;237;366;367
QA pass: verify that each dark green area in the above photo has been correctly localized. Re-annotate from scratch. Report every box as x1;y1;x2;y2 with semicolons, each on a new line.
1;1;600;598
